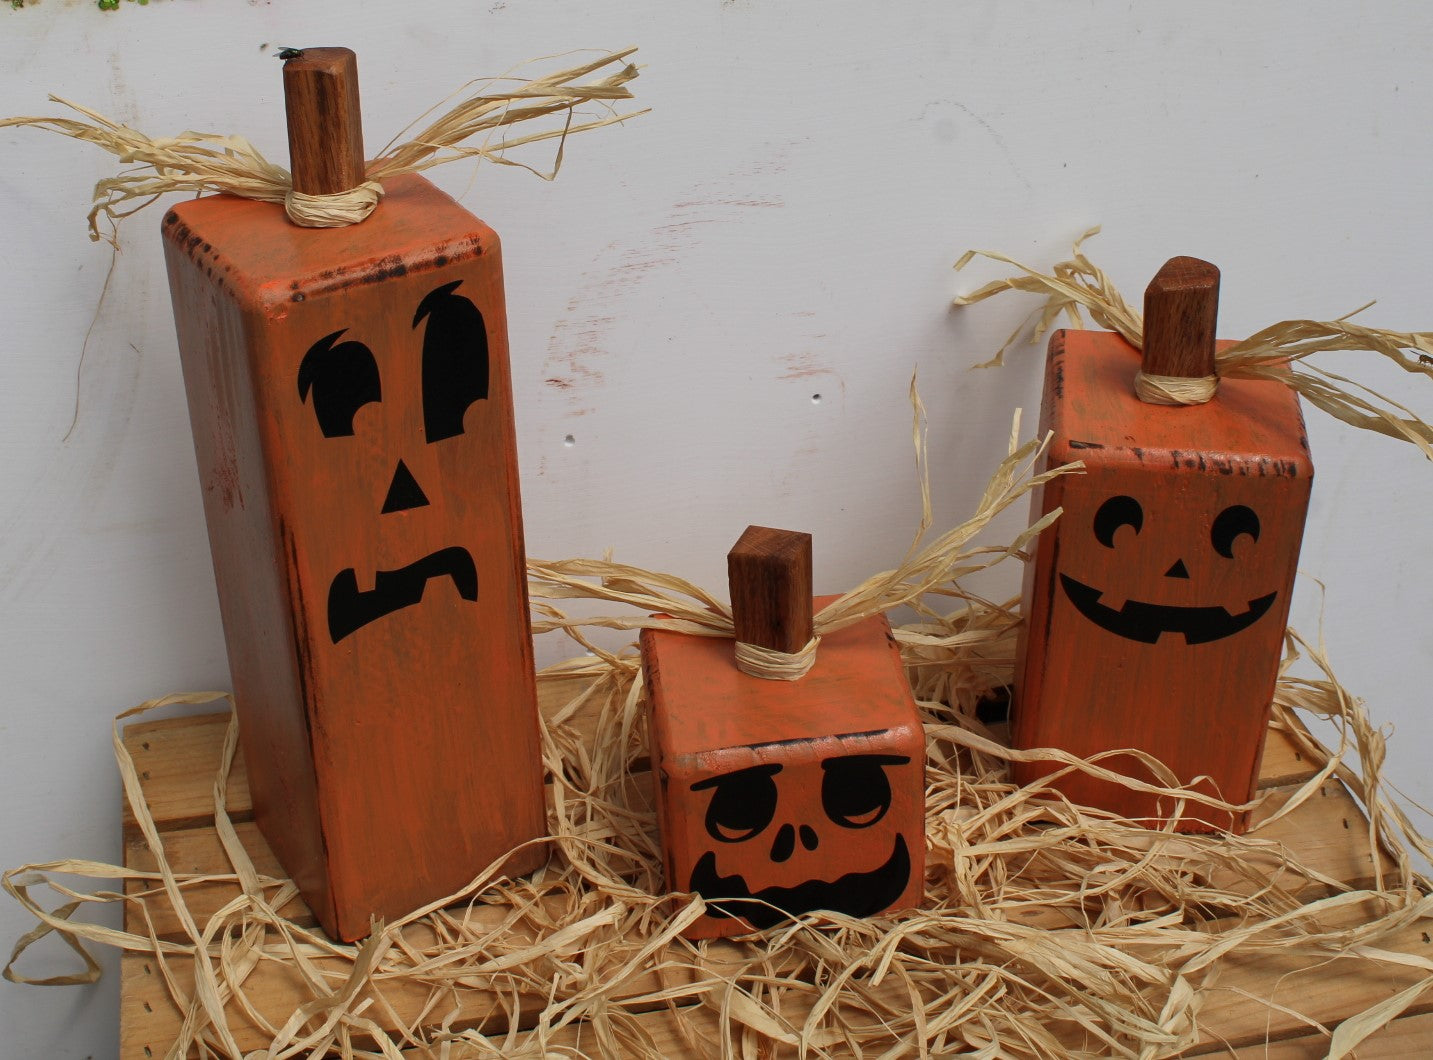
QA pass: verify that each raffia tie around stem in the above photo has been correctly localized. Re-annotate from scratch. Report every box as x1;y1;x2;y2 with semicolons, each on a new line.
954;227;1433;457
733;636;821;681
0;47;644;242
1134;371;1218;406
283;182;386;228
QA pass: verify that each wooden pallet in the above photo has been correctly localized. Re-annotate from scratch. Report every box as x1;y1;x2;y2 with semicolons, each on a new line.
118;680;1433;1057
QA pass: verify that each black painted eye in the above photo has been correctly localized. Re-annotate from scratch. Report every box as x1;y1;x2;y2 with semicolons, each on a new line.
416;281;489;442
1211;505;1260;558
693;764;780;843
1093;495;1143;548
297;330;381;437
821;755;908;829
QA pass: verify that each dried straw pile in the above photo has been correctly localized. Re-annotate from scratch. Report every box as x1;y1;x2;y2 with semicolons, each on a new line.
5;423;1431;1058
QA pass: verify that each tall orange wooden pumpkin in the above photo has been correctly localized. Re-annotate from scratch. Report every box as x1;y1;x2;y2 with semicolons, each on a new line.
162;49;545;940
1013;258;1313;832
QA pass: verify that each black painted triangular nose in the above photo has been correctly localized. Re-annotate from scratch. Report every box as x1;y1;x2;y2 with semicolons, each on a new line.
381;459;430;514
1164;559;1190;579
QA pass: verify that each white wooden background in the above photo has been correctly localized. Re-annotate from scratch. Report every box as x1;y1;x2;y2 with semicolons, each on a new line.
3;2;1431;1055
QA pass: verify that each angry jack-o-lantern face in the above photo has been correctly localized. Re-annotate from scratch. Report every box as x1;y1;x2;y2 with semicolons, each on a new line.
686;753;913;929
1060;494;1276;645
296;281;489;643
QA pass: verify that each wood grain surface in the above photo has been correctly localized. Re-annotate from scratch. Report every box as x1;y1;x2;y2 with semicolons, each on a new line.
727;525;813;653
117;683;1430;1057
162;172;545;941
282;47;366;196
1013;328;1313;831
1142;255;1220;379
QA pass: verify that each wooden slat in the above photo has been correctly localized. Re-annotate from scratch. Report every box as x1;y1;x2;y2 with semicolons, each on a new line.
1256;719;1322;790
123;773;655;941
120;734;1384;942
122;712;250;833
1244;779;1401;893
120;925;709;1057
118;684;1429;1056
123;821;312;935
1182;908;1433;1054
1225;1009;1433;1057
120;684;1322;834
439;1001;726;1057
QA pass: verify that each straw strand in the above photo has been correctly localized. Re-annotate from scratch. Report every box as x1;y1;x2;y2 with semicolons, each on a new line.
954;229;1433;458
0;48;644;243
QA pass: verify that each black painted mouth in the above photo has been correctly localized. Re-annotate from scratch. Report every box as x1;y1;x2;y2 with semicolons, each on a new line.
1059;573;1276;646
689;834;911;929
327;546;478;643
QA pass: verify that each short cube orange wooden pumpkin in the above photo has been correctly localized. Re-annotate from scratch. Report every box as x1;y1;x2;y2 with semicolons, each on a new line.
643;527;925;939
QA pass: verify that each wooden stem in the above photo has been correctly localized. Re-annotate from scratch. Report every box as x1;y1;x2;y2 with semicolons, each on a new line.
1142;256;1220;378
728;526;814;654
283;47;366;196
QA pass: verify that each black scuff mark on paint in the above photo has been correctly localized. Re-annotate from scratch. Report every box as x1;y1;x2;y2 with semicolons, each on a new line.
360;255;409;286
281;520;319;747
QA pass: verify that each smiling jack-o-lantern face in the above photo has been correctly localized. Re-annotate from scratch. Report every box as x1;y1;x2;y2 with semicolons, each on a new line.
1012;328;1313;832
1059;494;1278;645
686;753;914;929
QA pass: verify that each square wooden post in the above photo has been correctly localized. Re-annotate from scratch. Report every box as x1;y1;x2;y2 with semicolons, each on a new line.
1013;259;1313;832
162;49;546;940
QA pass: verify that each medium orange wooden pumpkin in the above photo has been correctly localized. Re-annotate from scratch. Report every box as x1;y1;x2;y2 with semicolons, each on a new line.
1013;258;1313;832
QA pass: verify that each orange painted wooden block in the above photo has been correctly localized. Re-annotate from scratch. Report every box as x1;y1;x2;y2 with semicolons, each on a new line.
161;49;545;941
1014;258;1313;832
642;527;924;940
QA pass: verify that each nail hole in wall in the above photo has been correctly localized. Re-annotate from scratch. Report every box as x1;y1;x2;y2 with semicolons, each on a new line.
811;394;822;404
563;434;576;447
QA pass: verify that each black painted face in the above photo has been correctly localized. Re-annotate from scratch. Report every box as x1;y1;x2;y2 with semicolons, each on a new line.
1060;494;1276;645
296;281;490;643
686;754;912;928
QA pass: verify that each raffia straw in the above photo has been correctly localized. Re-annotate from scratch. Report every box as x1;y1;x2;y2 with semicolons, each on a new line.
6;611;1432;1057
0;47;644;244
954;227;1433;458
529;385;1079;665
6;391;1433;1056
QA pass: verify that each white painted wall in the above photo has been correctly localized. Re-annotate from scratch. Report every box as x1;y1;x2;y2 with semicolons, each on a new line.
2;2;1430;1054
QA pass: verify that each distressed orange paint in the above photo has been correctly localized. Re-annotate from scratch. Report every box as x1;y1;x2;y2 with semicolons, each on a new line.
644;595;924;940
1013;328;1313;832
163;172;546;941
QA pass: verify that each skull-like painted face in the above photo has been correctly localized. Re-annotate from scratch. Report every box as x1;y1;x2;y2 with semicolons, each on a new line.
685;752;915;929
